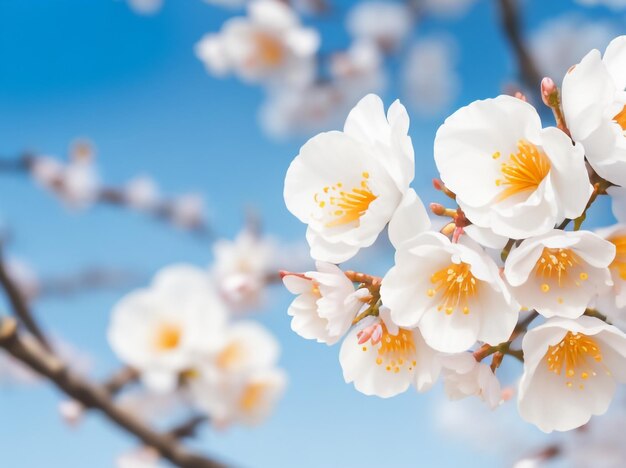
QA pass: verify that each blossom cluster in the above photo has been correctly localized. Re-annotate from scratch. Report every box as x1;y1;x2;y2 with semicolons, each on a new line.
26;139;207;230
194;0;473;137
282;36;626;433
107;228;286;427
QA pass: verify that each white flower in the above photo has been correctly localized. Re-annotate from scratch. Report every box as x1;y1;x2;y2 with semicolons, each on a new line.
420;0;478;18
562;35;626;186
518;316;626;432
339;309;441;398
402;36;460;117
593;224;626;328
346;1;413;50
282;262;368;344
5;257;39;300
284;94;430;263
108;264;227;392
434;95;592;239
382;232;519;353
127;0;163;15
575;0;626;10
190;367;287;426
261;43;386;139
530;15;617;81
209;321;280;375
504;230;615;319
441;353;502;409
124;176;159;211
188;319;285;425
195;0;319;87
212;229;275;311
117;447;161;468
170;194;204;228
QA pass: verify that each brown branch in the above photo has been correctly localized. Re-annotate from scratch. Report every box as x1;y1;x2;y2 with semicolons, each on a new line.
168;415;209;440
103;366;140;395
496;0;542;89
0;246;51;351
0;153;213;241
0;317;223;468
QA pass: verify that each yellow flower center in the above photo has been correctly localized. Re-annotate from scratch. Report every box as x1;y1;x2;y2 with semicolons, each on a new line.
494;140;551;201
427;262;478;315
216;342;245;370
615;105;626;131
314;172;378;227
154;322;182;351
368;324;416;373
608;234;626;280
255;32;285;67
534;248;588;299
239;382;265;412
545;332;606;389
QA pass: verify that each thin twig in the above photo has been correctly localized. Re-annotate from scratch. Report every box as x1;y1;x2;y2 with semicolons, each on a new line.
0;317;223;468
496;0;542;89
0;246;51;351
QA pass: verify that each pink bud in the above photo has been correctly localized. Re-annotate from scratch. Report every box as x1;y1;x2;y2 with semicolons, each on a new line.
429;203;446;216
541;77;557;106
432;179;444;191
357;323;383;345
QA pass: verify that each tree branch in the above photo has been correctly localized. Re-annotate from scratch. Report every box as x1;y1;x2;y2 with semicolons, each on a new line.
0;153;213;241
0;246;51;351
0;317;223;468
496;0;542;89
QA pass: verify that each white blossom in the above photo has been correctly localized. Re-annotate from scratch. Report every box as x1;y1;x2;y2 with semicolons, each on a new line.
339;309;441;398
195;0;319;87
124;176;160;211
382;232;518;353
518;316;626;432
505;230;615;319
346;1;413;51
441;352;502;409
434;95;592;239
402;36;460;116
108;264;227;392
211;229;275;311
530;15;617;81
562;35;626;186
282;262;368;345
284;94;429;263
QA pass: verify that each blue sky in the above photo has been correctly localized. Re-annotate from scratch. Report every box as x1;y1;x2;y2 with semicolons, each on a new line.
0;0;624;466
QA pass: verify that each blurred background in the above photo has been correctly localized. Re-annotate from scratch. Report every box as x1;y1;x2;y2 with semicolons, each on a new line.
0;0;624;466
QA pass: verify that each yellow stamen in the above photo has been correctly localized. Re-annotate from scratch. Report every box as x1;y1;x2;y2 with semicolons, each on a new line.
375;324;416;374
239;382;265;411
535;248;582;289
615;105;626;131
216;342;245;370
315;176;378;228
255;33;284;66
154;323;182;351
497;140;551;201
608;234;626;280
430;262;478;315
545;332;603;389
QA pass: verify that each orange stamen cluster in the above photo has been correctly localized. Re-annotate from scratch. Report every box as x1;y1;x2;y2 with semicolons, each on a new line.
314;172;377;227
365;324;417;373
534;248;588;300
154;323;182;351
428;262;478;315
614;105;626;131
608;234;626;280
495;140;551;201
545;332;605;390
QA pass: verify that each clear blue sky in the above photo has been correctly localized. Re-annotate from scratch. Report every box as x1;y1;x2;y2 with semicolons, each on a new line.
0;0;623;466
